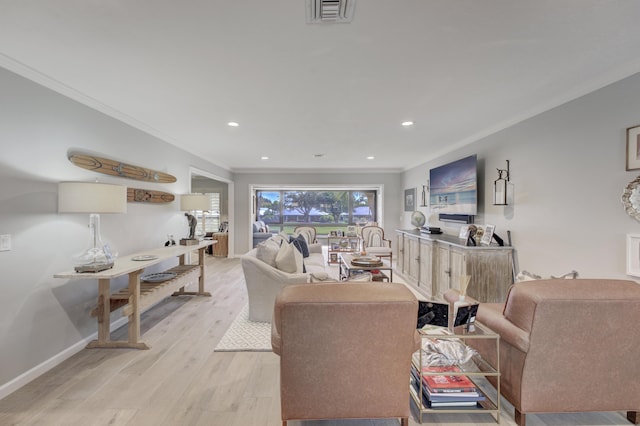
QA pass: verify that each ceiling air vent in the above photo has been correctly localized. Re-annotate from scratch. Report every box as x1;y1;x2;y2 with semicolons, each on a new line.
306;0;356;24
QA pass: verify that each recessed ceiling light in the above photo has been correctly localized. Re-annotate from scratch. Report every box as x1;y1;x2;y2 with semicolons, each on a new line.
401;121;414;127
227;121;239;127
261;156;269;160
367;156;375;160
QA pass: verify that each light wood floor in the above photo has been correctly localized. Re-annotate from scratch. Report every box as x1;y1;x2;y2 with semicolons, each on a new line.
0;256;632;426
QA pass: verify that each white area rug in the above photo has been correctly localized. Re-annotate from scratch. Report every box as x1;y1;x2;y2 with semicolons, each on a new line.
214;304;272;352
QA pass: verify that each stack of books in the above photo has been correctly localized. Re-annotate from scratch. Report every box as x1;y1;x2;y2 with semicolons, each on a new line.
410;362;485;409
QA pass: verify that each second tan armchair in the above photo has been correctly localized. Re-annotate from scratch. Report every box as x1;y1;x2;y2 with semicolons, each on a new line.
445;279;640;426
272;282;420;425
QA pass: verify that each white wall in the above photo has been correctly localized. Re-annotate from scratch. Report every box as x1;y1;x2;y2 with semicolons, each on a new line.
402;71;640;279
0;67;231;396
4;59;640;398
232;172;402;255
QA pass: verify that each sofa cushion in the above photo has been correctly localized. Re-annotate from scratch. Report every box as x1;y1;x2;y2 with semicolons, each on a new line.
256;238;280;267
275;241;303;274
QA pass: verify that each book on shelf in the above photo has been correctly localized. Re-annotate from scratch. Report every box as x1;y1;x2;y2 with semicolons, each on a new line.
410;380;482;409
411;364;477;393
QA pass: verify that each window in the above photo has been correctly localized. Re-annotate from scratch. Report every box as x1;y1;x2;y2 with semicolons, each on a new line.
256;189;377;234
195;192;221;234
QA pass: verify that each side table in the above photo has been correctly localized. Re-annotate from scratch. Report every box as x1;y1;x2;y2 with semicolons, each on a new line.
411;322;501;423
210;232;228;257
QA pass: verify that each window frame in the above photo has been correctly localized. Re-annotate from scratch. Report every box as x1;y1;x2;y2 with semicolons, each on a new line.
254;187;380;234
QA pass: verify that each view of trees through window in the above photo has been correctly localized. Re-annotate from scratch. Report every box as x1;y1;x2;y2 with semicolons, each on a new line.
256;190;377;234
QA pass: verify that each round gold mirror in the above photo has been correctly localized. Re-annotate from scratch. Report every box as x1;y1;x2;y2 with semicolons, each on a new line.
622;176;640;221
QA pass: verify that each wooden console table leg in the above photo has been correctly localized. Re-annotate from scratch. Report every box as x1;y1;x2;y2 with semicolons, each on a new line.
172;246;212;297
197;247;211;296
178;253;186;292
86;276;149;350
127;270;150;349
87;278;112;348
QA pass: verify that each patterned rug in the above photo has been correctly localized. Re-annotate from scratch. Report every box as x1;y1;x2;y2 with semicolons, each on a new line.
214;304;272;352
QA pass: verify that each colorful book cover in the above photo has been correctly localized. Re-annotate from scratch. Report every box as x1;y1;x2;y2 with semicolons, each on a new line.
420;365;477;392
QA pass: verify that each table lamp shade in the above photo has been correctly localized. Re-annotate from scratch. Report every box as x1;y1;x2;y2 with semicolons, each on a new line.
58;182;126;272
180;194;210;211
58;182;127;214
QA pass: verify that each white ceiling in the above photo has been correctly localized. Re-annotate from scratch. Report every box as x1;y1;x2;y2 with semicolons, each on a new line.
2;0;640;172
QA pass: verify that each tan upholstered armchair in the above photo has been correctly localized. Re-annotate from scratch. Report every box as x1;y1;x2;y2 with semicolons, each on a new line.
272;282;420;426
361;225;392;264
293;225;317;244
445;279;640;426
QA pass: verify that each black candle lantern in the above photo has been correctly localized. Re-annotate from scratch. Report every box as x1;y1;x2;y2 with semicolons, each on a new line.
493;160;510;206
420;181;429;207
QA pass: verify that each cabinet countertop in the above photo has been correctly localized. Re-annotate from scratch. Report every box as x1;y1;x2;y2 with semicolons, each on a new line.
396;229;513;250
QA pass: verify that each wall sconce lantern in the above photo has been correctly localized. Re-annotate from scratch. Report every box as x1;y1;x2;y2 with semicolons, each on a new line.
420;181;429;207
493;160;510;206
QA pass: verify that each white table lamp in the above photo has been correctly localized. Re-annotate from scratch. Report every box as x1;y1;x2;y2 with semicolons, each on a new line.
58;181;127;272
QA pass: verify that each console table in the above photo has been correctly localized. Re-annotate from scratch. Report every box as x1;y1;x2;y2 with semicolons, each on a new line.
396;230;513;302
54;240;215;349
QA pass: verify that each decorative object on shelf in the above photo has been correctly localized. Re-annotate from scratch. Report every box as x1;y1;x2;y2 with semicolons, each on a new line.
466;224;478;246
127;188;175;203
626;125;640;170
132;255;158;261
480;224;495;246
164;234;176;246
58;181;127;272
420;182;429;207
68;152;177;183
493;160;510;206
410;210;426;229
622;175;640;222
140;272;177;283
350;255;383;267
459;225;470;240
420;226;442;235
180;193;210;244
404;187;416;212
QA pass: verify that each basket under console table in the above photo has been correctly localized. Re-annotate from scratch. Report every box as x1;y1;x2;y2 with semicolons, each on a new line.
54;240;215;350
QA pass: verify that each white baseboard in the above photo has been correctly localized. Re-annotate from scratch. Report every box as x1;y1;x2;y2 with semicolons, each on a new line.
0;316;128;400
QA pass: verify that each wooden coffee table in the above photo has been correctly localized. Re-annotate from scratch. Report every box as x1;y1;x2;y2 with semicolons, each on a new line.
338;253;393;282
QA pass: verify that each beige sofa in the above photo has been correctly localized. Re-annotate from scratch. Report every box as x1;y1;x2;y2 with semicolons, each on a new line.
241;236;329;322
445;279;640;426
271;282;420;426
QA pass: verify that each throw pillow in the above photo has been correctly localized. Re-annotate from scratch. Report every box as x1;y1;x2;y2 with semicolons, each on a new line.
256;239;280;267
309;272;331;282
275;242;303;274
272;232;289;245
290;234;310;258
